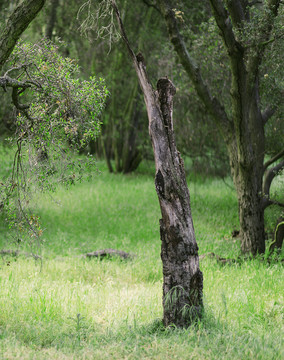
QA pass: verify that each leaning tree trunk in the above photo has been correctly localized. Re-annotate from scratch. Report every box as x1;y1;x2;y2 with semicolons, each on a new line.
112;1;203;327
155;78;203;326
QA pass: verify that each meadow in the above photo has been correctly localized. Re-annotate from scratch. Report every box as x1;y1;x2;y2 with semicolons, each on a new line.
0;157;283;360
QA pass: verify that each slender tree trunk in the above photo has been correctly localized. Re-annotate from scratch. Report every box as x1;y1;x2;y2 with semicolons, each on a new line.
45;0;59;39
112;1;203;327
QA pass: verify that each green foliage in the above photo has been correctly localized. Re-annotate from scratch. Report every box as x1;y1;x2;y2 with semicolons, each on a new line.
0;39;108;247
11;39;108;149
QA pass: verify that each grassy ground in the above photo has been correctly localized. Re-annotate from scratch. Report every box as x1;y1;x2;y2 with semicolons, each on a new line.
0;158;283;359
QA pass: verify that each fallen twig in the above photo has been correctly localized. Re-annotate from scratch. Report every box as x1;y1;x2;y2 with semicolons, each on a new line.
84;248;136;260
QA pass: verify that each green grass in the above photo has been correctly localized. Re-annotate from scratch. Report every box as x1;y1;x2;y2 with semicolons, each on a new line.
0;159;283;359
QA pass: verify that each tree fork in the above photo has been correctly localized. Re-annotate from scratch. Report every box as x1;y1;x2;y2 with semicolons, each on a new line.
112;0;203;327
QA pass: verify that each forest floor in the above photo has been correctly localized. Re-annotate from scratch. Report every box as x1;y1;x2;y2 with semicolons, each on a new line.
0;159;283;359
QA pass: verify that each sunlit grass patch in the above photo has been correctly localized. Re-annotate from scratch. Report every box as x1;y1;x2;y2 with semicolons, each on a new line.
0;160;283;359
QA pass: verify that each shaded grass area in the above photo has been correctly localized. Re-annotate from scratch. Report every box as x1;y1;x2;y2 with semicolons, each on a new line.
1;160;240;257
0;160;283;359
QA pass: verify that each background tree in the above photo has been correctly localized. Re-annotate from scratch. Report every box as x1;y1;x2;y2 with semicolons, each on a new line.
156;0;284;255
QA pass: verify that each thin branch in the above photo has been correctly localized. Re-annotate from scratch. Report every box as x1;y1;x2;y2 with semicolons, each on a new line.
0;75;40;90
4;63;31;77
262;159;284;209
111;1;136;62
111;0;157;116
248;1;263;6
263;198;284;209
12;88;30;110
263;149;284;172
262;106;276;124
141;0;162;14
156;0;232;140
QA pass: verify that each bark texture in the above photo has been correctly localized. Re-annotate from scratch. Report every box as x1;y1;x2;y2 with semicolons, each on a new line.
112;1;203;327
0;0;46;72
155;78;203;326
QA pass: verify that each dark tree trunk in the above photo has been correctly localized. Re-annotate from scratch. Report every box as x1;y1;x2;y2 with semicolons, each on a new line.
233;161;266;254
112;1;203;327
45;0;59;39
227;75;266;255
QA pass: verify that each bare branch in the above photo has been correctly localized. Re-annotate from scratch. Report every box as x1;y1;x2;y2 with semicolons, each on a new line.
248;1;263;6
262;106;276;124
263;149;284;172
111;0;156;115
263;198;284;209
4;63;31;77
111;1;136;62
0;75;41;92
262;159;284;209
141;0;162;14
12;88;30;110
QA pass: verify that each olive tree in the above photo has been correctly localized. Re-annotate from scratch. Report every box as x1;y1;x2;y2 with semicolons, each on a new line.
156;0;284;255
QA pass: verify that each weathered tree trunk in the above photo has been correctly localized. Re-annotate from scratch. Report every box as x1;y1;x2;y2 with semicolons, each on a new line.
155;78;203;326
112;1;203;327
